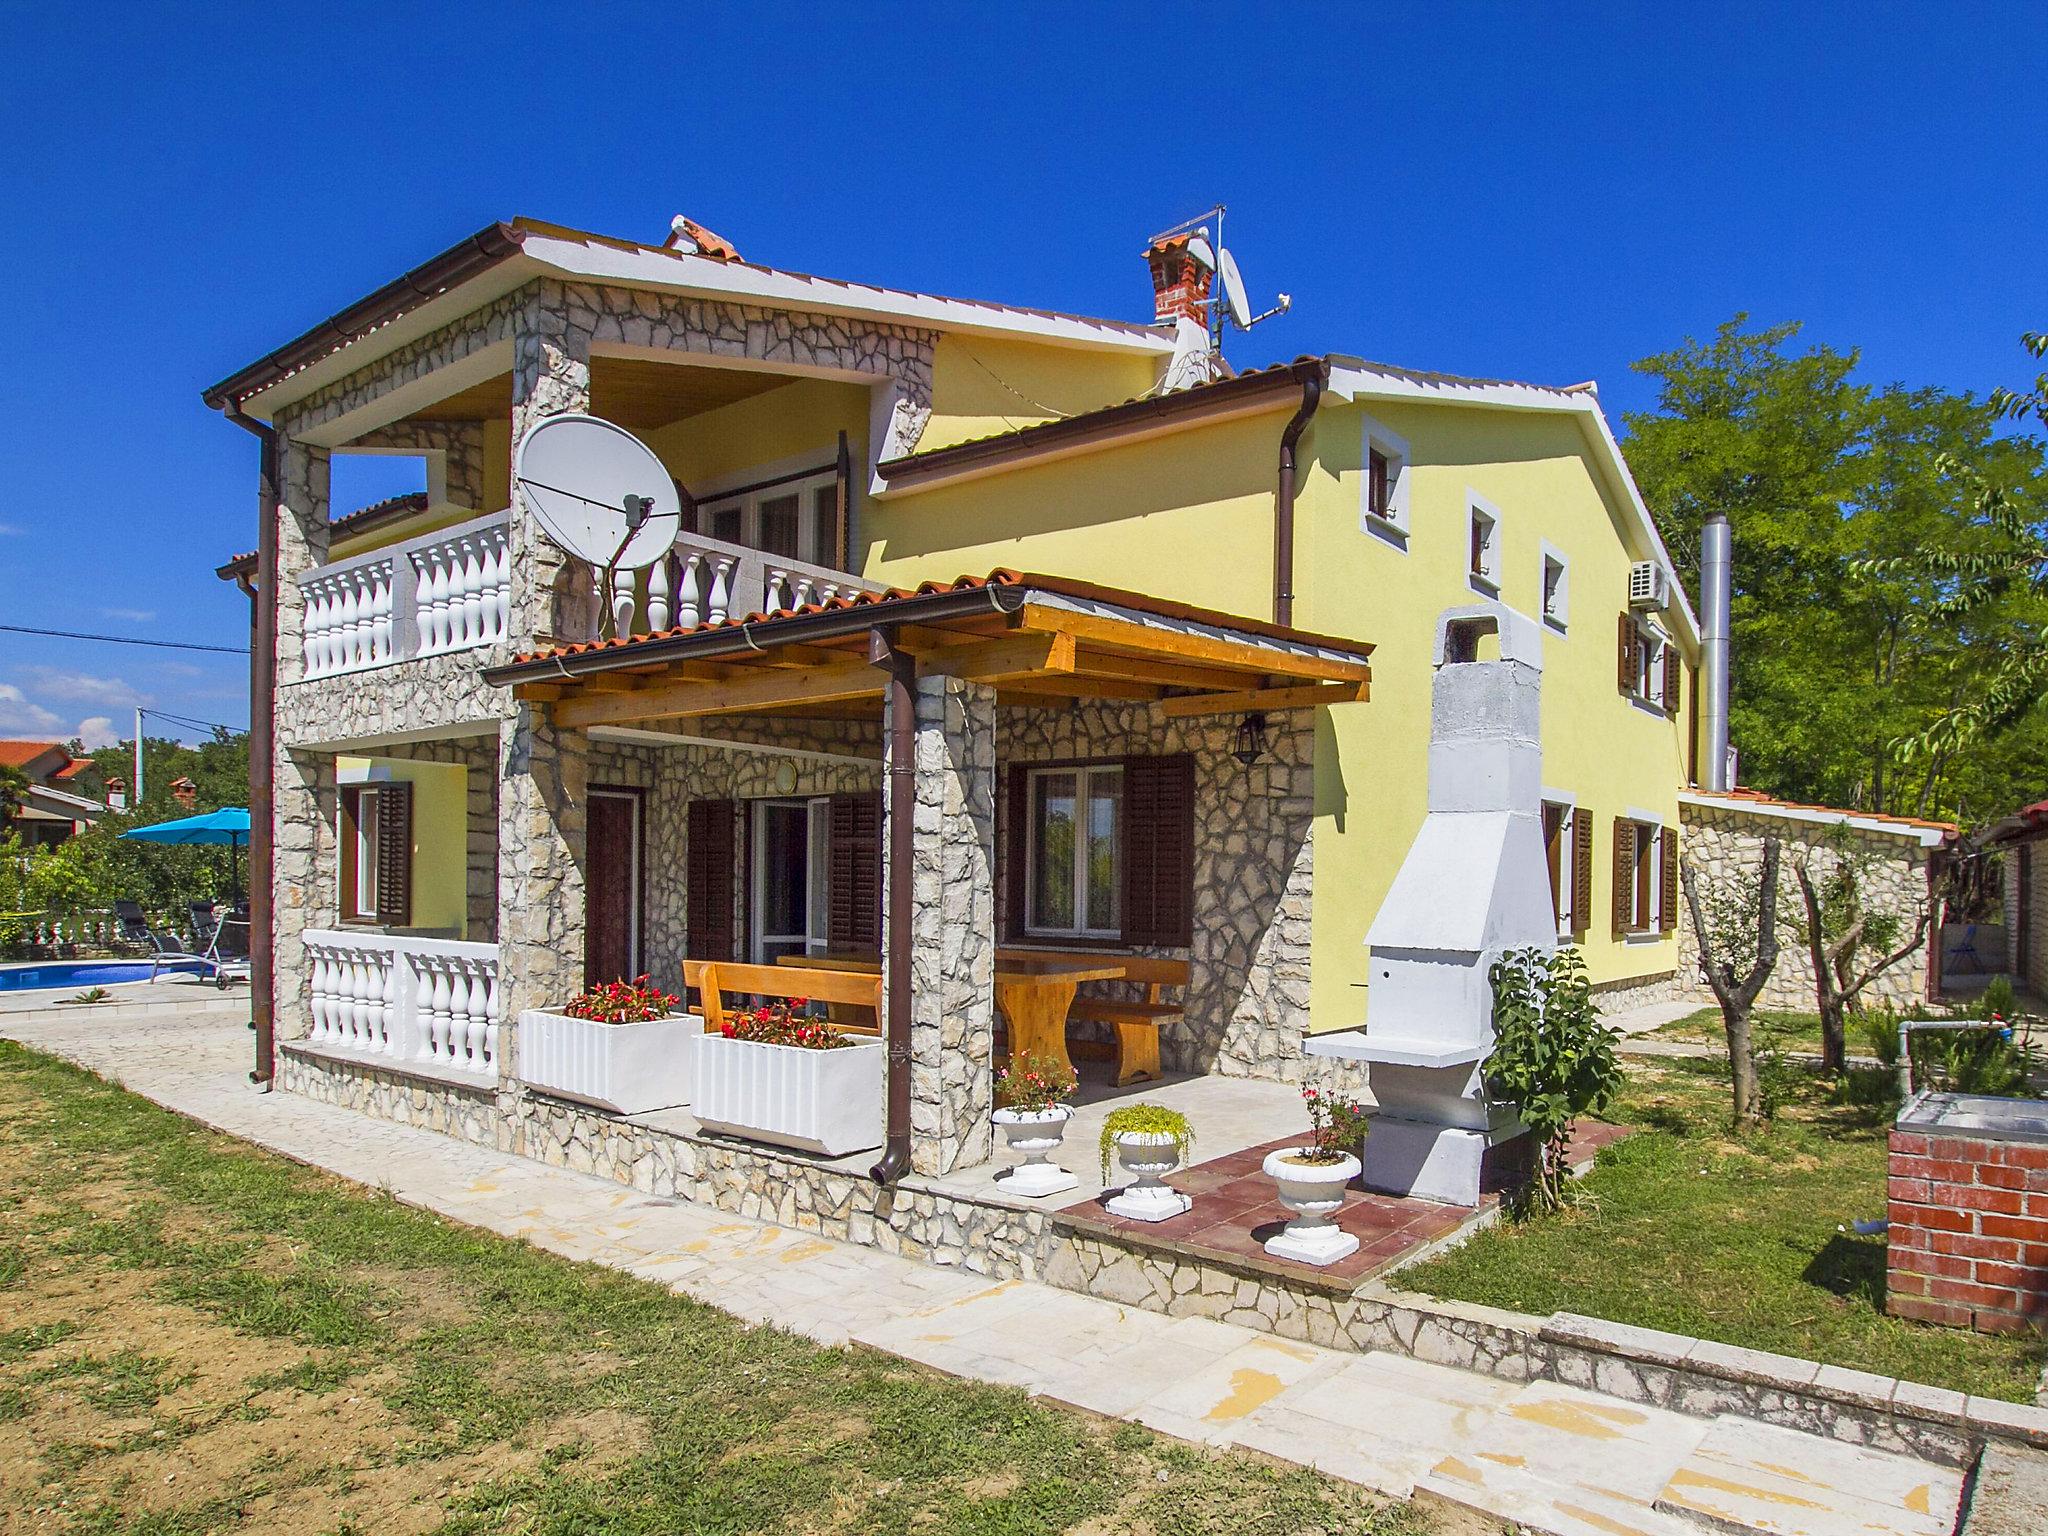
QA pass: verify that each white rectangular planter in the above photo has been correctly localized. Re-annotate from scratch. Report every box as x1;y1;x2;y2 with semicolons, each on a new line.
519;1009;703;1116
688;1033;885;1156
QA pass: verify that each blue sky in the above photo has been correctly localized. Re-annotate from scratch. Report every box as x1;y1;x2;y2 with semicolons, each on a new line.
0;4;2040;747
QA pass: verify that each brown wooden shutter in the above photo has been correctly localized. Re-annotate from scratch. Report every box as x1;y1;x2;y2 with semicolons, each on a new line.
1659;827;1680;933
1617;613;1638;696
1002;767;1030;941
1611;816;1635;933
1662;646;1681;717
1122;754;1195;946
1571;810;1595;937
374;781;413;928
685;798;736;961
827;791;881;951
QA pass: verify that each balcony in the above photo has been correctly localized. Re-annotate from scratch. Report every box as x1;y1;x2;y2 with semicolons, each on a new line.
296;510;881;680
303;930;502;1080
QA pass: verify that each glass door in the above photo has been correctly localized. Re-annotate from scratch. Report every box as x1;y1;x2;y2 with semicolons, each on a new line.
750;798;834;965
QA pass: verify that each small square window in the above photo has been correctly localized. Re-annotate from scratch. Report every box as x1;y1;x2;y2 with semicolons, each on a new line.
1541;547;1569;630
1359;416;1411;539
1467;494;1501;591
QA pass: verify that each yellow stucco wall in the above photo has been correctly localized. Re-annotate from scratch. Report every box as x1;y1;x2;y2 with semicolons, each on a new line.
860;407;1291;618
334;756;469;937
641;377;871;489
1298;401;1691;1026
921;335;1159;453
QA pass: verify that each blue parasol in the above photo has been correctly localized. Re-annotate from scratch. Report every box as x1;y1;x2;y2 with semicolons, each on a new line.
120;808;251;903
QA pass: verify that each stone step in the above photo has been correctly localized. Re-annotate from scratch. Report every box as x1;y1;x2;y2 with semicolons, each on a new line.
1652;1415;1964;1536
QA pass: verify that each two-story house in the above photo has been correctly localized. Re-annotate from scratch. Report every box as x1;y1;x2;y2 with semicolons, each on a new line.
208;213;1708;1223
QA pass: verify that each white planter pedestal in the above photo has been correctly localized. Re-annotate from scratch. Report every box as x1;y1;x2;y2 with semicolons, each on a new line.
689;1033;885;1156
1261;1147;1362;1264
992;1105;1077;1197
519;1009;703;1115
1106;1130;1191;1221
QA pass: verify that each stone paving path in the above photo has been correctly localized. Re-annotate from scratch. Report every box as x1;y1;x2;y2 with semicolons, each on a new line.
0;1005;1967;1536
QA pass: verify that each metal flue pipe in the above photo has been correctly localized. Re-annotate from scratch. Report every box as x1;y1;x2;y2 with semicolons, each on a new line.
1700;511;1733;791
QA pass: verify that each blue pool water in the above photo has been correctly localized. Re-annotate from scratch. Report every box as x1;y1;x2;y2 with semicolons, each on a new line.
0;960;204;993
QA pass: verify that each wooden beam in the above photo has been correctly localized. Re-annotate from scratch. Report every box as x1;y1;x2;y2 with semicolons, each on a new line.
1073;645;1260;691
581;673;647;693
754;641;860;669
554;656;883;728
1018;602;1372;684
917;630;1074;682
1157;682;1369;718
514;682;565;702
1000;674;1163;702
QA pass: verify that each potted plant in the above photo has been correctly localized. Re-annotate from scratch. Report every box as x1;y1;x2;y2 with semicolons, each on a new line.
690;998;884;1156
520;975;702;1115
1261;1086;1370;1264
1099;1103;1195;1221
991;1054;1080;1197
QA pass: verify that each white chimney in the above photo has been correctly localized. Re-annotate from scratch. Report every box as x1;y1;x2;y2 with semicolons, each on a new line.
1700;512;1733;790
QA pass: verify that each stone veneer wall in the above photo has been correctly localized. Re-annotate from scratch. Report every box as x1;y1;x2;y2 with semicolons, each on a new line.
1674;801;1938;1013
996;703;1316;1082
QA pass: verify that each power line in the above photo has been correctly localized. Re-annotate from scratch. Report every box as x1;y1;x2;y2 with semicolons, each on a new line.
0;623;246;656
141;707;247;736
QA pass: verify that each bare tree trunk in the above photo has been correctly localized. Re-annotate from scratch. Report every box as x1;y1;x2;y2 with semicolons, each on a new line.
1794;860;1852;1073
1682;835;1783;1127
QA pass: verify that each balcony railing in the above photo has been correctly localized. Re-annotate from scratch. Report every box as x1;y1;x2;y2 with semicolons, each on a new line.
298;511;511;680
294;511;883;678
303;930;501;1077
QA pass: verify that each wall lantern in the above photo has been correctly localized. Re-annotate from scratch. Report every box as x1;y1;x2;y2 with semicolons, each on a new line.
1231;712;1269;768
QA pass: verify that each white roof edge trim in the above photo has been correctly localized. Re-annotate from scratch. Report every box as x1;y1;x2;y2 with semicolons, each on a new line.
1021;589;1374;670
1326;364;1701;651
1676;790;1950;848
519;233;1176;355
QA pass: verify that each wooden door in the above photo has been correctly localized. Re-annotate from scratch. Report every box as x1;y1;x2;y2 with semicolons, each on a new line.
585;789;641;987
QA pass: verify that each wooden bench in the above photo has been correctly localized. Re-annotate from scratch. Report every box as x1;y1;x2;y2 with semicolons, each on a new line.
1001;948;1187;1087
682;959;883;1037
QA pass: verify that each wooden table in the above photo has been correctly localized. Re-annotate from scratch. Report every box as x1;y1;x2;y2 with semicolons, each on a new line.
776;952;1126;1076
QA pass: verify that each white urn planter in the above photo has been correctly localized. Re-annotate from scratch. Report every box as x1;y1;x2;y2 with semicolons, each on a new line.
519;1009;703;1115
1105;1130;1192;1221
689;1033;885;1156
991;1105;1077;1198
1261;1148;1362;1265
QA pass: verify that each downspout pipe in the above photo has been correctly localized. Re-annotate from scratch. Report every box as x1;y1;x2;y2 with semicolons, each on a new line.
1274;361;1326;628
227;406;278;1090
1699;511;1733;791
868;625;917;1186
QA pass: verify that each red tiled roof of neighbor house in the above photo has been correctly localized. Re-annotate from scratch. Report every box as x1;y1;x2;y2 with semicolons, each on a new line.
0;741;69;773
493;568;1375;675
1687;785;1958;836
1978;797;2048;847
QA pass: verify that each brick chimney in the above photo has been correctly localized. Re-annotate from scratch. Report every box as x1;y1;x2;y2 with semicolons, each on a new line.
1146;235;1213;327
170;776;197;809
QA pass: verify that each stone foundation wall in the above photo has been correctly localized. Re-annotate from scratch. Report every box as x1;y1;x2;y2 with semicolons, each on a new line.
997;703;1315;1081
1676;801;1937;1013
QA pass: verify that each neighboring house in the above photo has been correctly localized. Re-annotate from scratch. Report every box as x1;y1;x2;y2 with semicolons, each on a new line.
0;740;105;848
207;213;1736;1188
1984;799;2048;999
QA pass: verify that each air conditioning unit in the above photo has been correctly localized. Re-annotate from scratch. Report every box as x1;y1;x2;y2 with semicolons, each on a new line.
1628;561;1670;611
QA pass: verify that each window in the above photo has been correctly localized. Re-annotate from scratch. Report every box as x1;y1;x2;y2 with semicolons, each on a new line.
1617;614;1679;714
1540;544;1569;631
1611;817;1678;936
697;470;842;569
1358;416;1411;538
1542;801;1570;934
1467;493;1501;591
338;781;412;926
1027;765;1123;938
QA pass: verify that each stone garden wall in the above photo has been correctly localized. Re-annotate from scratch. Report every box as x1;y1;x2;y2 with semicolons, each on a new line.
1674;799;1939;1014
996;702;1316;1082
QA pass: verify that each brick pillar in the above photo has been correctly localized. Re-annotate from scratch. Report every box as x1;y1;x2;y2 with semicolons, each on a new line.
497;296;593;1088
1888;1123;2048;1333
896;675;997;1175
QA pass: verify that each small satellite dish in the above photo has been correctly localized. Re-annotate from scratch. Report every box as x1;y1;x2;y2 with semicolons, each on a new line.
1217;248;1252;329
1185;231;1215;272
514;414;681;571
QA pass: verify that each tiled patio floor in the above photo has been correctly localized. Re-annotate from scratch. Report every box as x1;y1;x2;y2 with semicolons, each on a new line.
1059;1120;1633;1289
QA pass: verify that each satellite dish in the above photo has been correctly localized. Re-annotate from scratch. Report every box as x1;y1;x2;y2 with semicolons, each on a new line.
1185;231;1215;272
514;414;681;571
1217;248;1252;329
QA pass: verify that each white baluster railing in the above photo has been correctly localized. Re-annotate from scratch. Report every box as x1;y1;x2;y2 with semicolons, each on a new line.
604;531;880;643
295;511;510;679
301;930;500;1076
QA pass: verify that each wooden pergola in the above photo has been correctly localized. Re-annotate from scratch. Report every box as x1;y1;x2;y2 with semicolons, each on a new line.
484;571;1373;724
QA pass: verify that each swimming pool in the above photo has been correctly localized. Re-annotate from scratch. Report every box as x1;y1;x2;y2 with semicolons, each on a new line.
0;960;205;993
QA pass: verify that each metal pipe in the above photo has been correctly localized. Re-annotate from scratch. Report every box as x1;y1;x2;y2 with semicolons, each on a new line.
1274;363;1325;628
868;625;917;1186
227;407;278;1090
1700;511;1733;791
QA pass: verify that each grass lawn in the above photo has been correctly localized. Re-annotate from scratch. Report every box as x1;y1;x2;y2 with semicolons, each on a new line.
1651;1007;1831;1055
1402;1052;2048;1403
0;1042;1471;1536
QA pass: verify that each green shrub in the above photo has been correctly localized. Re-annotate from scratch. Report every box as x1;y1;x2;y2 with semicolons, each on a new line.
1488;947;1622;1212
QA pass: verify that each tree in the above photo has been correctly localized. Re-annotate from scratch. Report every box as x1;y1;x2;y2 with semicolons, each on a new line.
1681;834;1784;1125
1861;331;2048;762
1789;831;1930;1073
0;765;26;831
1625;317;2048;822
